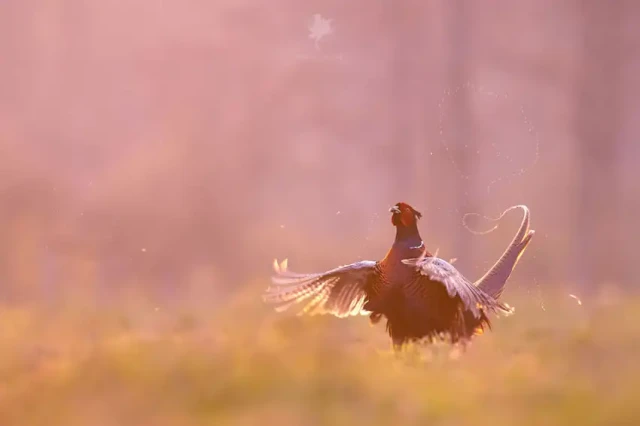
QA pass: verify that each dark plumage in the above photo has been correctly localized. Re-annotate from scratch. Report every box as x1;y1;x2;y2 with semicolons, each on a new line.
263;202;534;349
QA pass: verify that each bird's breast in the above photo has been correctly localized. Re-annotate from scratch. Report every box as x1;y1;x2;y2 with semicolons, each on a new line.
379;250;420;286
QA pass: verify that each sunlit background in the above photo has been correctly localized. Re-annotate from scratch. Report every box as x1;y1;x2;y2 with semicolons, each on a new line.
1;1;639;425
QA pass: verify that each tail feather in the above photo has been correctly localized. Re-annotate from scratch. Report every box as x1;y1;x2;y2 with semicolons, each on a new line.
474;205;535;299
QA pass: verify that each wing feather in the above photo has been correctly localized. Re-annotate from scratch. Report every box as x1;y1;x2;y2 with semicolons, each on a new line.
263;259;377;318
402;256;514;318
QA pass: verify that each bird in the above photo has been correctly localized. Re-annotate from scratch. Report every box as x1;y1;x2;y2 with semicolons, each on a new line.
263;202;534;349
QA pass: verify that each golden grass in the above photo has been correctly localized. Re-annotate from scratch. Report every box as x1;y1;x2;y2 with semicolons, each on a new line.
0;284;638;426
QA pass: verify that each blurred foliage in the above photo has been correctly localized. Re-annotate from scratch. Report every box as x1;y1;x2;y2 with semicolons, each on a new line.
0;286;638;426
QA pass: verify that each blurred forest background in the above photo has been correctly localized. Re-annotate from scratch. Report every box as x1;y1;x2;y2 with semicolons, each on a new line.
0;0;638;306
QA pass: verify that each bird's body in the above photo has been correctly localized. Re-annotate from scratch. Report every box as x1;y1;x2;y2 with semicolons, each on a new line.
264;202;534;349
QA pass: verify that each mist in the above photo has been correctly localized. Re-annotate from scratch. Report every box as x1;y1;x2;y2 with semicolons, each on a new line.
1;0;638;304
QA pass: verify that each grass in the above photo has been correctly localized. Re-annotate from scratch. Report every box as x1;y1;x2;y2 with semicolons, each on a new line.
0;283;638;426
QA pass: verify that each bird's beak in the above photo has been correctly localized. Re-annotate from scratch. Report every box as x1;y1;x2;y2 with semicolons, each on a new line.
389;206;401;214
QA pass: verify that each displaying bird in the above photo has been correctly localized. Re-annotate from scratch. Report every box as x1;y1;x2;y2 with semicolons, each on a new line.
263;202;534;349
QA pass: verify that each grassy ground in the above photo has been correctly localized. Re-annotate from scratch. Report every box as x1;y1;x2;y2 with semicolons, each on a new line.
0;284;638;426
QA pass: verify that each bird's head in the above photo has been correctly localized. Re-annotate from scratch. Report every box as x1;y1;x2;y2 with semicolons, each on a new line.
389;202;422;228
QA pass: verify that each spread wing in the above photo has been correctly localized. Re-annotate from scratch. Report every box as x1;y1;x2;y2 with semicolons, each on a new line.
263;259;377;318
402;255;514;319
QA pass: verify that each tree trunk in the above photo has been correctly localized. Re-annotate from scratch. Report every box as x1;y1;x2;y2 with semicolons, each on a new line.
448;0;475;271
573;0;624;292
387;3;415;199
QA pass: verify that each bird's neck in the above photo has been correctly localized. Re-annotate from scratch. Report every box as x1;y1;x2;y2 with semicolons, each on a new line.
393;224;423;249
382;225;428;267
